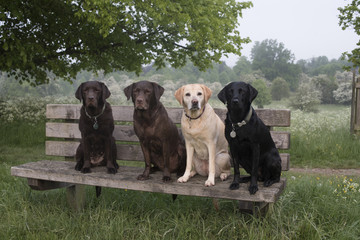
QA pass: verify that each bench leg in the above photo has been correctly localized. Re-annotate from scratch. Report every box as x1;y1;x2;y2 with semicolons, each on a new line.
238;201;271;216
66;184;86;211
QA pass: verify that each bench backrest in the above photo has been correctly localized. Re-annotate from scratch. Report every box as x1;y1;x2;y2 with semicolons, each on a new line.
45;104;291;171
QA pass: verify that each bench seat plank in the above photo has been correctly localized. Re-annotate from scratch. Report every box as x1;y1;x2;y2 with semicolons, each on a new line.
11;160;286;203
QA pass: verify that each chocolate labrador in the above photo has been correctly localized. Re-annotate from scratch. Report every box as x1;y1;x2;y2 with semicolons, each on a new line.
218;81;281;195
74;81;118;175
124;81;186;182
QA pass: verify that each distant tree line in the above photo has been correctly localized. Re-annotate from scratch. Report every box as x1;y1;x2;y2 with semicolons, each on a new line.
0;39;355;111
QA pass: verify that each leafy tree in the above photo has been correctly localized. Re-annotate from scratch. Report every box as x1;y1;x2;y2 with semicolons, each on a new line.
271;77;290;101
289;82;321;112
251;78;271;108
250;39;301;90
0;0;252;86
338;1;360;69
298;56;351;77
233;56;252;76
311;74;338;104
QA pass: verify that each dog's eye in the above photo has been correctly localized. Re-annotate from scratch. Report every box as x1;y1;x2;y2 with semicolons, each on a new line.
185;93;190;97
144;89;151;94
197;92;202;96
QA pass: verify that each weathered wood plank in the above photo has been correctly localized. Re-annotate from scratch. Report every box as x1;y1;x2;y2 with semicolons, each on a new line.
46;123;290;149
46;104;290;127
27;178;73;190
45;141;290;171
11;160;286;203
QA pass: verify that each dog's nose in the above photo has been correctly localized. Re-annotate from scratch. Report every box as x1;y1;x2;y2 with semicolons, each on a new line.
136;98;143;104
191;99;198;105
232;98;239;104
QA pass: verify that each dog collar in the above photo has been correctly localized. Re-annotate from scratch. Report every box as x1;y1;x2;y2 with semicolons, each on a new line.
185;105;206;121
229;107;253;138
84;103;106;130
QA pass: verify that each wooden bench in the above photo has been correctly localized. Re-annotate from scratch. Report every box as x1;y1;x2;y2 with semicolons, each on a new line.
11;104;290;214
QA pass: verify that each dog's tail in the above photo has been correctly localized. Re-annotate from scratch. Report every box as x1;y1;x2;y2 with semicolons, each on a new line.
96;186;102;197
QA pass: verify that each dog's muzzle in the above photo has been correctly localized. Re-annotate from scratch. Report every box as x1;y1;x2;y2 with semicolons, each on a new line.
135;98;148;110
190;99;200;110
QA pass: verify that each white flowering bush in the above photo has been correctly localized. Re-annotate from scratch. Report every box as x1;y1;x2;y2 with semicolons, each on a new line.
0;96;76;125
289;82;322;112
333;82;352;104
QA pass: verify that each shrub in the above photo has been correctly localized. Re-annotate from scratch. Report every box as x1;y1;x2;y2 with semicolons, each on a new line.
333;82;352;104
271;77;290;100
0;96;75;125
252;78;271;108
289;82;321;112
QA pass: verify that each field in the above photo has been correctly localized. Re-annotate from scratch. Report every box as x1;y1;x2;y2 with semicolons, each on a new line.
0;103;359;239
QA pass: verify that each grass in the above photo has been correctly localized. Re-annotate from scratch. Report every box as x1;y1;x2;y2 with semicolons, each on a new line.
1;103;360;239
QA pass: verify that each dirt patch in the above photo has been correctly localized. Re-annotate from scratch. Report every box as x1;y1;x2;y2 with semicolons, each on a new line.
289;168;360;176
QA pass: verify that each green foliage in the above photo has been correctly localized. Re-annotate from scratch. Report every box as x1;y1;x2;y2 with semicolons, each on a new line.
250;39;301;90
233;56;253;76
289;82;321;112
312;74;338;104
251;78;271;108
297;56;350;77
271;77;290;100
0;0;252;86
338;1;360;70
0;96;76;126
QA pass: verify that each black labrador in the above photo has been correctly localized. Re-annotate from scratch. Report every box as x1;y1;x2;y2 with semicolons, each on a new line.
218;81;281;194
124;81;186;182
74;81;118;175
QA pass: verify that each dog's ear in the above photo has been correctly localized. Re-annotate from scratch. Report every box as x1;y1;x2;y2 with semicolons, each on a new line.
248;83;258;103
152;82;164;101
174;86;184;105
217;84;228;104
100;82;111;102
75;82;84;102
123;83;134;101
201;84;212;103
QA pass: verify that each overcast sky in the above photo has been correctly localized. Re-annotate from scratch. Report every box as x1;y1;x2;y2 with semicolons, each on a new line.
222;0;359;67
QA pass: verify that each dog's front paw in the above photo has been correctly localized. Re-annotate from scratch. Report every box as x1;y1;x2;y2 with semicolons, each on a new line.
107;167;117;174
249;184;258;195
137;174;149;181
162;176;171;182
205;179;215;187
220;173;229;181
177;176;189;183
114;161;119;170
81;167;91;174
75;162;83;171
229;182;239;190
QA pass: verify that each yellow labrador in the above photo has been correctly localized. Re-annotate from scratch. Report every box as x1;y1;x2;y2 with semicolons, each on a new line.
174;84;231;186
